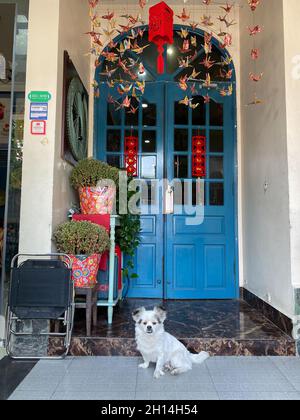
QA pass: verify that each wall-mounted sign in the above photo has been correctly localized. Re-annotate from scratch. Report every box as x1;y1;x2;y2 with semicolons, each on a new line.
31;120;46;135
30;103;48;120
28;91;52;103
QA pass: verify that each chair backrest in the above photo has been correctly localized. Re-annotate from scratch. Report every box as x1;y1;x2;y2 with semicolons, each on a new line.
9;259;73;319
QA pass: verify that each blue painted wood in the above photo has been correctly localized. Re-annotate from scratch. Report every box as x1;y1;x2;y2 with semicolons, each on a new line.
97;82;165;298
164;84;236;299
95;27;238;300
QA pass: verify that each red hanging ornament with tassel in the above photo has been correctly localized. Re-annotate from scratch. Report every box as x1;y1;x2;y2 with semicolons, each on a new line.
149;1;174;74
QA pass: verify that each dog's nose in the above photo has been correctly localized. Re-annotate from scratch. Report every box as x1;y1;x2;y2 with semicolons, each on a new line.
147;325;152;332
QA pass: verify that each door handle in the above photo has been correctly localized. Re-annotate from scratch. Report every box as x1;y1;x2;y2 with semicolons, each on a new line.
165;185;174;214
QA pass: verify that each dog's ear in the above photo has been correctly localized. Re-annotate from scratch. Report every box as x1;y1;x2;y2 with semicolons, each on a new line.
154;306;167;323
132;307;146;322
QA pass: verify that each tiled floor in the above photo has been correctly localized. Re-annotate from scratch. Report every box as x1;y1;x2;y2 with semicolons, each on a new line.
51;299;295;357
7;356;300;400
0;357;36;400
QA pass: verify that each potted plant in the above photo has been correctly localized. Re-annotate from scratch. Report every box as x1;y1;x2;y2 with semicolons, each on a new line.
53;221;110;288
70;158;119;215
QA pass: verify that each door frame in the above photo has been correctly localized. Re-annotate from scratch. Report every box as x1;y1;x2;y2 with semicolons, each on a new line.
94;25;239;299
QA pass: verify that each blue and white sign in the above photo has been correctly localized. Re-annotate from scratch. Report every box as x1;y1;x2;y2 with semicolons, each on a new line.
30;103;48;120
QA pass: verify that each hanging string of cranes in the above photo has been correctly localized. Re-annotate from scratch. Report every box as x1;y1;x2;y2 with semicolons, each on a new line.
86;0;263;112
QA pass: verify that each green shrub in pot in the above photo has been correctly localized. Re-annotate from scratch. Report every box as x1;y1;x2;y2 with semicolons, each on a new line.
70;159;120;215
53;221;110;288
70;158;120;188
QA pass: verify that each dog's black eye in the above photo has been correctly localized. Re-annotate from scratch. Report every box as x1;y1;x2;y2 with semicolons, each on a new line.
143;322;147;325
153;322;157;325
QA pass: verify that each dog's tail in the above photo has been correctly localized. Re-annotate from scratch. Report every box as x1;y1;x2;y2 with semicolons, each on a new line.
189;351;210;365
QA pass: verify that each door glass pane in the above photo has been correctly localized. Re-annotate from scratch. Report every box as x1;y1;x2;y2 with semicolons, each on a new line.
210;100;223;126
174;129;189;151
210;157;224;179
192;96;205;126
174;101;188;125
141;156;156;179
192;129;206;139
107;103;121;126
125;99;139;126
142;131;156;153
192;181;205;206
174;181;184;206
125;129;138;140
143;103;156;127
174;155;188;178
107;129;121;152
210;183;224;206
210;130;224;153
141;181;159;206
107;155;121;168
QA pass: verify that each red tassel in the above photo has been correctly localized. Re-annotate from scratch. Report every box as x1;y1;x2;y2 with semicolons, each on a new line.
157;52;164;74
157;42;165;74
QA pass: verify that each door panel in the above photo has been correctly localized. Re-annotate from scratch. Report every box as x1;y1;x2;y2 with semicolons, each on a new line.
127;83;164;298
165;83;236;299
97;81;236;299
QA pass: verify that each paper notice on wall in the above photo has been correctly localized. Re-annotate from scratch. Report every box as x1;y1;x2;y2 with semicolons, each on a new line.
0;54;6;80
30;103;48;120
31;120;46;135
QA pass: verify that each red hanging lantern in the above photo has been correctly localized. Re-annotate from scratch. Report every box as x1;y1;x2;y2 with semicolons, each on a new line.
149;1;174;74
125;136;139;177
192;136;206;178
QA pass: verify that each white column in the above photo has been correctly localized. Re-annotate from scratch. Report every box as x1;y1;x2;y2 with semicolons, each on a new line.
283;0;300;291
19;0;90;254
19;0;60;254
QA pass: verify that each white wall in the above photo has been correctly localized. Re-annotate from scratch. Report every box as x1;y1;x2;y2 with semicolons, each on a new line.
19;0;90;254
240;0;294;318
283;0;300;293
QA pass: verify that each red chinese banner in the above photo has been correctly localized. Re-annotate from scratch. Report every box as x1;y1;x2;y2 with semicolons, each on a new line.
192;135;206;178
125;136;138;177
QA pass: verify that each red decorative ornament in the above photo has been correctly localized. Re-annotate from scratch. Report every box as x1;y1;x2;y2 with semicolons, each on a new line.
149;1;174;74
125;136;139;177
192;136;206;178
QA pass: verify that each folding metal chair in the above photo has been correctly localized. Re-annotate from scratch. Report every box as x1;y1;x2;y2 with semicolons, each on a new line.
6;254;74;360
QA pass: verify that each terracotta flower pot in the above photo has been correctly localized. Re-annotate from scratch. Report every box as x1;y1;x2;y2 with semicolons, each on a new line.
69;254;101;288
79;186;116;215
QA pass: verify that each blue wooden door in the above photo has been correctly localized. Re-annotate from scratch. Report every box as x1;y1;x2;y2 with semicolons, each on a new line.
96;83;237;299
164;83;236;299
96;82;165;298
127;82;164;297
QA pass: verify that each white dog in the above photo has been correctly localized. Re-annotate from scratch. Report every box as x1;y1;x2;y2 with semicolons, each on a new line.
133;306;210;379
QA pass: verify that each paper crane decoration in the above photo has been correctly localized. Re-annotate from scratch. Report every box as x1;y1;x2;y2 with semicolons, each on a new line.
149;1;174;74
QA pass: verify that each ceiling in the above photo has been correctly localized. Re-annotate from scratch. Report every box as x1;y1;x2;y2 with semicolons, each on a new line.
98;0;244;7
